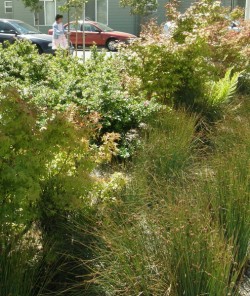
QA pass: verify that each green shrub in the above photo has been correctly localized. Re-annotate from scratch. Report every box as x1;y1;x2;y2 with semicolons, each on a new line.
207;68;240;107
198;68;241;121
1;2;249;292
166;0;229;44
119;34;222;119
0;89;106;295
0;41;160;157
120;33;209;105
0;90;95;229
166;0;249;74
119;1;249;120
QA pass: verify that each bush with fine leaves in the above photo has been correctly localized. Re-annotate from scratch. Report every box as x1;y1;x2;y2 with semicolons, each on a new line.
0;87;124;294
119;0;249;120
0;42;160;157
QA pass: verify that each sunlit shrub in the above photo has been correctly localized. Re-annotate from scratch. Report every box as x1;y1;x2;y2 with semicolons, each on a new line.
166;0;249;74
119;0;249;120
0;41;160;157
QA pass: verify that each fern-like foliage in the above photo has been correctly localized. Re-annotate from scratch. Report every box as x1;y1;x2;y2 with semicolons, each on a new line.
208;68;240;107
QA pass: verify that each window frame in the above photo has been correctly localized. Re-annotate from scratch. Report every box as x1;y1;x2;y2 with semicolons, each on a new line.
95;0;109;25
34;0;56;27
85;23;100;32
4;1;13;13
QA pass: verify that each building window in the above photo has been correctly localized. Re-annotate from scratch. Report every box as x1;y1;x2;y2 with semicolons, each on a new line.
96;0;108;24
4;1;13;13
34;0;56;26
86;0;108;25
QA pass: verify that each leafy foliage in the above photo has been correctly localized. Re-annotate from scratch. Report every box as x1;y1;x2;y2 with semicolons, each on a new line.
120;0;157;15
0;88;127;295
0;89;95;234
0;42;159;157
0;40;160;293
0;1;250;294
207;68;240;107
120;33;209;105
119;1;249;120
166;0;249;73
22;0;41;12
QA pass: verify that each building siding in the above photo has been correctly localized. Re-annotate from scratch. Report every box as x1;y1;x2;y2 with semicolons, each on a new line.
0;0;33;23
108;0;137;34
154;0;168;24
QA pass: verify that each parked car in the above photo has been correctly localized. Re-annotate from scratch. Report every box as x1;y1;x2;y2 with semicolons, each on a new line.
0;18;73;54
48;21;136;51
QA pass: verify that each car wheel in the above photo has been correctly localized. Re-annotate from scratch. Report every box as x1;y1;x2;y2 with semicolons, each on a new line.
106;39;118;52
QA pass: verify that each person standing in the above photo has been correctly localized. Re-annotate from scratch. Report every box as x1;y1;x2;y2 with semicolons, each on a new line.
52;14;68;50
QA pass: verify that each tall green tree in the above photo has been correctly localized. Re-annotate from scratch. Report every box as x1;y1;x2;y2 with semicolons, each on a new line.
120;0;157;15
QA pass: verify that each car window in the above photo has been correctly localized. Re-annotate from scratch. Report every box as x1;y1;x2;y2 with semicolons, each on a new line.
0;22;14;33
84;24;100;32
67;23;81;31
95;22;114;32
10;21;40;34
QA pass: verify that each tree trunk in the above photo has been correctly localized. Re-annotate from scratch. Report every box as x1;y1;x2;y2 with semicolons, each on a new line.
35;11;40;31
67;4;71;54
82;3;85;62
75;10;78;57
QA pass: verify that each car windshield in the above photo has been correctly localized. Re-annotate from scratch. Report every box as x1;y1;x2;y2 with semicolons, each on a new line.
96;22;114;32
10;21;40;34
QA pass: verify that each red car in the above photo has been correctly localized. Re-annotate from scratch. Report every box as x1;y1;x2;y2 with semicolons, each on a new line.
48;21;136;51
